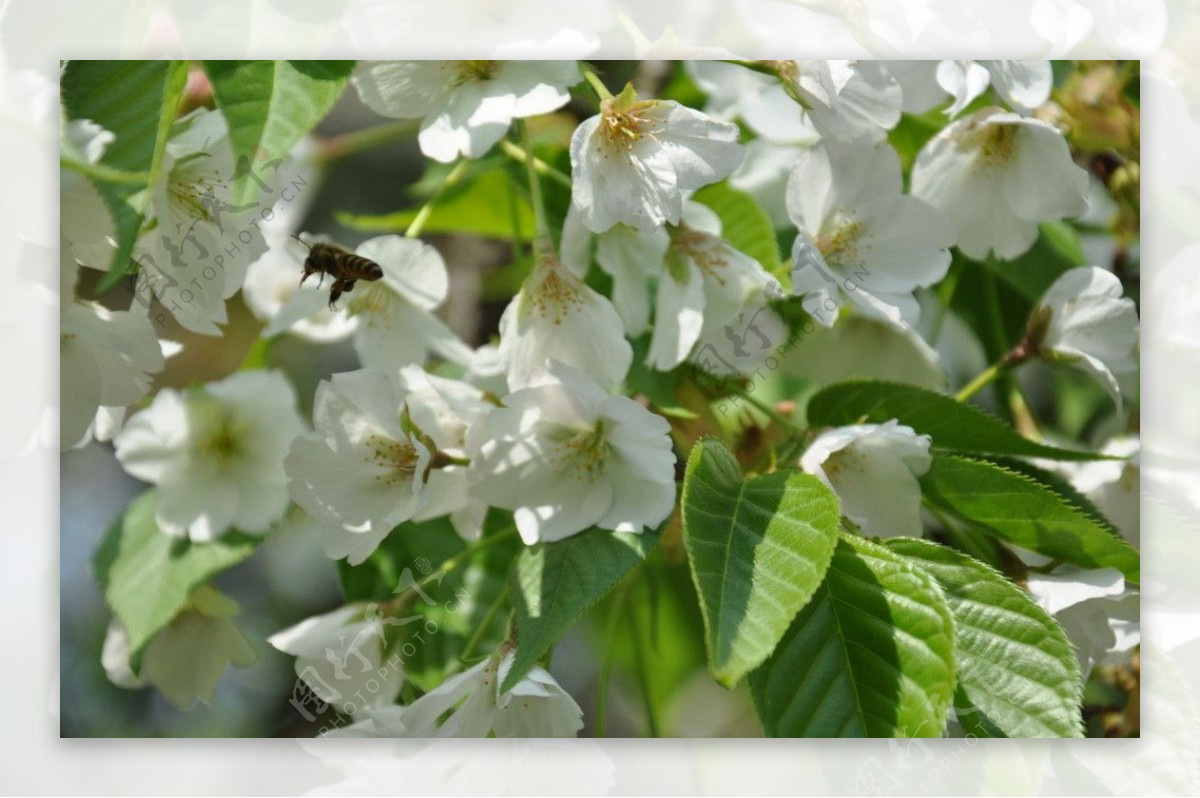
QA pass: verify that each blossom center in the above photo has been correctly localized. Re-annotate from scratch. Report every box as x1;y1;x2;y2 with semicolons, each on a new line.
527;256;583;323
552;422;610;481
814;218;865;270
167;158;224;227
366;434;422;487
452;60;500;86
193;406;245;465
960;115;1022;173
598;96;661;152
670;228;729;285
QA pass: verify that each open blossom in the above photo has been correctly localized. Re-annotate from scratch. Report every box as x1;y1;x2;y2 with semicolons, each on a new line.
347;235;473;372
133;108;268;335
1026;568;1139;675
1027;266;1139;407
569;83;743;234
285;366;490;564
268;603;403;710
777;60;903;142
911;108;1089;260
647;204;781;372
114;370;304;541
328;649;582;738
935;60;1053;116
685;60;817;144
466;360;676;544
353;60;579;162
103;586;257;710
789;137;953;330
497;245;632;391
800;421;932;538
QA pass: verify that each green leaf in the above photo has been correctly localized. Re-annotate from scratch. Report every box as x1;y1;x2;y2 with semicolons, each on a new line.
750;533;957;737
92;491;261;665
888;539;1084;738
692;183;785;279
503;525;661;691
61;60;189;287
920;454;1140;583
806;380;1116;461
681;439;841;687
204;60;354;204
335;168;536;241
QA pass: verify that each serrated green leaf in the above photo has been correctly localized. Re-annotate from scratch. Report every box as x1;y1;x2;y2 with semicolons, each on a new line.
920;454;1140;583
750;533;957;737
888;538;1084;738
503;525;661;692
692;182;785;279
682;439;841;687
204;60;354;204
988;456;1127;540
806;380;1116;461
61;60;189;287
91;490;261;666
335;168;536;241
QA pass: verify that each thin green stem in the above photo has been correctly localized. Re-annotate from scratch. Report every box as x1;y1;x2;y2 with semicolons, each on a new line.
405;158;472;239
498;139;573;189
719;59;780;78
629;576;661;738
516;119;552;246
459;583;511;664
61;156;151;186
318;119;420;164
389;524;518;615
580;63;614;100
954;361;1004;403
592;578;630;738
730;384;806;436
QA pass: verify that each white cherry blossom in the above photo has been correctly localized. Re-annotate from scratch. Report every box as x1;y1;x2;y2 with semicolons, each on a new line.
347;235;474;372
114;370;304;541
102;586;257;710
569;83;743;234
1028;266;1139;407
133;108;268;335
327;649;582;738
937;60;1054;116
800;421;932;539
466;360;676;544
777;60;903;142
268;603;403;711
685;60;817;144
911;108;1090;260
497;245;632;391
788;137;953;329
1026;568;1139;676
353;60;579;163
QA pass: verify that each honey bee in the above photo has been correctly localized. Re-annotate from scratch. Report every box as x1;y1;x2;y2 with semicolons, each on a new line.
292;235;384;309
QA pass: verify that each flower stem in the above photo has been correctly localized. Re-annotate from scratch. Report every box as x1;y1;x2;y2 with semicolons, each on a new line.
629;575;661;738
459;583;510;664
389;524;518;614
729;384;807;437
405;158;472;239
516;119;552;247
61;156;151;186
592;578;630;737
954;361;1004;402
318;119;420;164
497;139;573;189
580;63;614;100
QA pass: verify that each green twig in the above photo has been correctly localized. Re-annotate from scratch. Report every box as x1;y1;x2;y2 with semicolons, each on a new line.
404;158;472;239
318;119;420;164
629;574;661;738
389;524;518;615
516;119;552;247
729;384;806;437
580;64;614;100
61;156;151;186
592;578;630;738
459;583;511;664
497;139;572;189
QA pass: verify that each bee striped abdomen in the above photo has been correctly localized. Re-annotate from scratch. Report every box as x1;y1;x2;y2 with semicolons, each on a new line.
340;254;384;282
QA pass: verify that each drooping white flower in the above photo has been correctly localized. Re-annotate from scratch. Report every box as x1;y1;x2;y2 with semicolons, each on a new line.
466;360;676;544
102;586;257;709
114;370;304;541
1028;266;1139;407
60;258;164;449
911;108;1090;260
497;245;632;392
569;83;743;234
285;366;491;564
353;60;579;163
1026;568;1139;676
788;137;953;330
133;108;269;335
800;420;932;538
685;60;818;144
936;60;1053;116
327;649;582;738
268;603;403;712
347;235;474;372
777;60;903;142
647;205;782;373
